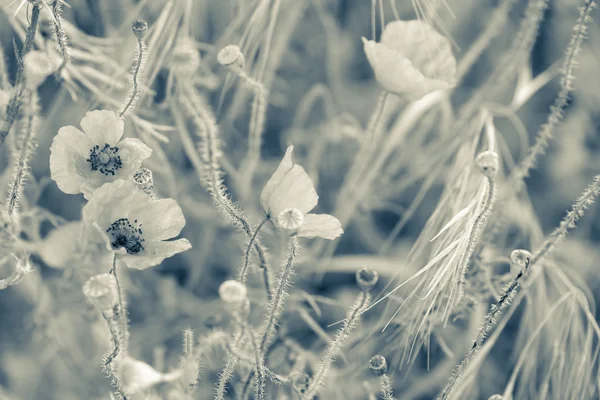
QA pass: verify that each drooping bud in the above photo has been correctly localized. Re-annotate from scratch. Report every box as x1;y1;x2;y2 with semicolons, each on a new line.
217;45;245;75
369;355;388;376
510;249;532;277
475;151;499;179
356;267;379;292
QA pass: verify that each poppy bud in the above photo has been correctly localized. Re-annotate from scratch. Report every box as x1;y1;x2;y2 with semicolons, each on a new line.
475;151;499;179
131;20;148;39
510;249;532;277
217;45;245;75
356;267;379;292
369;355;388;376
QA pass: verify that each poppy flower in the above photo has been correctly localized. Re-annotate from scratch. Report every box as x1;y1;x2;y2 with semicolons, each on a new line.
362;20;456;100
82;179;191;270
260;146;343;240
50;110;152;199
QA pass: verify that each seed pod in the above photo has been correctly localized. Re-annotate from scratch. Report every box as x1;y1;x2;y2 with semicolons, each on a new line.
369;355;388;376
277;208;304;235
131;20;148;39
217;45;245;75
356;268;379;292
133;167;154;196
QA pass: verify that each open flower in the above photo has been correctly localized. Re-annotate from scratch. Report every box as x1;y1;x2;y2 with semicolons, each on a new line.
82;179;191;269
260;146;343;240
362;20;456;100
50;110;152;199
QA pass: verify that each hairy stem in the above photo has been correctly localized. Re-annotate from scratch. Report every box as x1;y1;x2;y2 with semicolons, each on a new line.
0;3;41;149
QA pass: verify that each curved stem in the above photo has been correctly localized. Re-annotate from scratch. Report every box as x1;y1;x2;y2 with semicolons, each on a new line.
120;37;145;118
0;3;41;149
239;216;269;284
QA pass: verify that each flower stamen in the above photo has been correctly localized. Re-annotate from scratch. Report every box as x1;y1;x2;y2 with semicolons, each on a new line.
87;143;123;176
106;217;144;254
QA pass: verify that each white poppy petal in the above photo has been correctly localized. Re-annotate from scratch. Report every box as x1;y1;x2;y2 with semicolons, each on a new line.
121;239;192;270
265;165;319;217
364;41;427;96
120;357;163;394
82;179;151;233
128;198;186;241
298;213;343;240
365;20;456;100
118;138;152;167
50;126;96;195
260;145;295;213
80;110;124;145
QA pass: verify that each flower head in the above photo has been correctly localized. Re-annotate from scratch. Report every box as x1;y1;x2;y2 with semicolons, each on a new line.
368;355;388;376
82;179;191;269
50;110;152;199
131;20;148;39
217;45;245;75
362;20;456;100
475;151;499;179
218;280;248;305
260;146;343;240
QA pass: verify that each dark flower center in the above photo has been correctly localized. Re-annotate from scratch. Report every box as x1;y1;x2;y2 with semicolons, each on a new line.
87;144;122;176
106;218;144;254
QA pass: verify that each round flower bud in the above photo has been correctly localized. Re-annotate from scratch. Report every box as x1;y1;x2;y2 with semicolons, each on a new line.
23;51;56;88
131;20;148;39
356;267;378;292
133;167;154;196
369;355;388;376
170;37;201;76
218;280;248;305
277;208;304;234
475;151;499;179
217;45;245;75
510;249;532;277
82;273;118;313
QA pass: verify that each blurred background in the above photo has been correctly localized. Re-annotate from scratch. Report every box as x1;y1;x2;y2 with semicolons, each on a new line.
0;0;599;399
